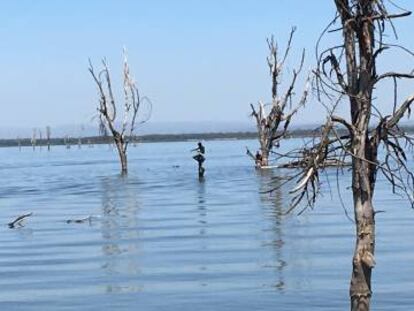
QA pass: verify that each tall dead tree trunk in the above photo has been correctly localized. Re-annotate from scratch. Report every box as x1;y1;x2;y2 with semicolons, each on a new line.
248;28;309;167
282;1;414;310
31;128;36;151
89;50;151;174
78;125;84;149
64;135;71;149
17;136;21;151
39;129;43;150
46;126;51;151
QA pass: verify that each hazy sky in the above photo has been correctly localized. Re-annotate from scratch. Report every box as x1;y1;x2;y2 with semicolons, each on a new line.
0;0;413;129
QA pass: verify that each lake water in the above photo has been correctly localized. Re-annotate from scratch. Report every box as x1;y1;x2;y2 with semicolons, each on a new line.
0;139;414;310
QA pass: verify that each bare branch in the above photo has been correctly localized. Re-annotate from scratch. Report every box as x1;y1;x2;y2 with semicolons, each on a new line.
386;94;414;128
375;72;414;84
331;115;355;134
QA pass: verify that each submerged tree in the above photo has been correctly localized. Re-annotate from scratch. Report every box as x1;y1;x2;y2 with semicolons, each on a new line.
89;51;151;174
46;126;51;151
31;128;37;151
78;125;84;149
283;1;414;310
39;129;43;150
17;136;21;151
248;27;310;167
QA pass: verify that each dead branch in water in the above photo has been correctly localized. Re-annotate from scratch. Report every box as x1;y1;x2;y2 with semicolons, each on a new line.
8;213;33;229
65;216;93;224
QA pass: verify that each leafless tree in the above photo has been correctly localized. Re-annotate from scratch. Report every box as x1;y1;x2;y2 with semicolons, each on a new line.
31;128;37;151
17;136;21;151
78;125;84;149
46;126;51;151
64;135;71;149
39;129;43;150
247;27;310;167
279;1;414;310
89;50;151;174
87;139;94;148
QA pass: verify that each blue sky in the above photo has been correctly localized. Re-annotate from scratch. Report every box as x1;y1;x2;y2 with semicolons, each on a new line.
0;0;413;129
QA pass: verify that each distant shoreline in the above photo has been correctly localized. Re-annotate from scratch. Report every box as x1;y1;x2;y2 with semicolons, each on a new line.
0;129;312;148
1;126;413;148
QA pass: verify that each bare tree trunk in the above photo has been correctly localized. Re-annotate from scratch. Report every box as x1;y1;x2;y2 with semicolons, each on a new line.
17;137;21;151
46;126;51;151
114;136;127;174
31;128;37;151
350;159;375;310
287;1;414;310
118;145;127;174
260;147;270;167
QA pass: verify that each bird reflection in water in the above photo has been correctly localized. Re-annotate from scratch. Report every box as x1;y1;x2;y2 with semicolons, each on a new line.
196;178;208;287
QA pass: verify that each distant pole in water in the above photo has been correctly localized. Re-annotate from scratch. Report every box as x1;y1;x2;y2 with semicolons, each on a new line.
192;141;205;179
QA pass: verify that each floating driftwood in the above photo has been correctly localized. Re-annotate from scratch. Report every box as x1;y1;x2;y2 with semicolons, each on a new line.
65;216;92;224
258;165;280;170
259;159;350;170
8;213;33;229
280;159;350;168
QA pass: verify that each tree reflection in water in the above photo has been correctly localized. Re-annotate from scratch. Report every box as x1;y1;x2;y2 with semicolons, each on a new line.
100;175;142;294
257;168;287;292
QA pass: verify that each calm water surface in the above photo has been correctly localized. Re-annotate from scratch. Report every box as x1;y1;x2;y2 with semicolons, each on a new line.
0;139;414;310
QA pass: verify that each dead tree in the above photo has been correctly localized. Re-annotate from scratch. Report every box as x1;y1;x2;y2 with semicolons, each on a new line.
280;2;414;310
31;128;37;151
46;126;51;151
89;51;151;174
64;135;71;149
17;136;21;151
78;125;84;149
39;129;43;150
248;28;310;167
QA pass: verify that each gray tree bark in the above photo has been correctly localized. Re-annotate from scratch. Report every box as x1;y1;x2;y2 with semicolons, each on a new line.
288;2;414;310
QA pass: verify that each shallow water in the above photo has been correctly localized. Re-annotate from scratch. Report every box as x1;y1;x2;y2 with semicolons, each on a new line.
0;139;413;310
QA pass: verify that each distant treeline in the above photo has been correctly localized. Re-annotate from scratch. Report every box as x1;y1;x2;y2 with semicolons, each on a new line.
1;126;413;148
